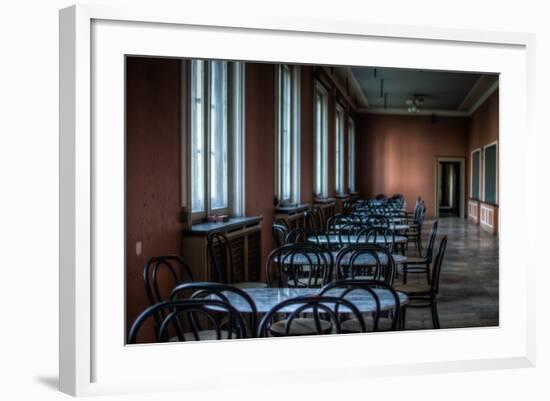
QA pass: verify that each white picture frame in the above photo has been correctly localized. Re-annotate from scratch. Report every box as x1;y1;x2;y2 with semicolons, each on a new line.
59;3;536;397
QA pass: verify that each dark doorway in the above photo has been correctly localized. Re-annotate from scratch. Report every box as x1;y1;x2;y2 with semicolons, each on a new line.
438;161;461;217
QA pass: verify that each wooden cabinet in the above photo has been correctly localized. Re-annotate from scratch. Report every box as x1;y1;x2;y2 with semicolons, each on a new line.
181;216;262;283
274;204;310;230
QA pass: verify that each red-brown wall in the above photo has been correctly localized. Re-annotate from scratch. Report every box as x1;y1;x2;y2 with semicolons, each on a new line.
357;114;469;218
244;63;276;273
125;57;183;338
467;90;499;234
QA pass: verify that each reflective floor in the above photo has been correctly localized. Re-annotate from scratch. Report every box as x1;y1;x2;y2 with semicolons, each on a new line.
402;217;499;330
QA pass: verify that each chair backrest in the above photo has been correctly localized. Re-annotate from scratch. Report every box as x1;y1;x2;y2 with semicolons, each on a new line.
264;243;334;288
256;295;366;337
285;227;329;245
430;236;448;295
207;231;234;283
425;220;439;261
272;223;289;248
365;214;390;229
319;279;401;331
170;282;258;337
334;244;383;281
127;299;246;344
143;255;194;308
273;217;290;230
363;226;395;254
305;207;324;231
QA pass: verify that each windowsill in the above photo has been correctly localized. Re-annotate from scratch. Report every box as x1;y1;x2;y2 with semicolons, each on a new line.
480;200;499;208
184;216;262;236
314;197;336;204
275;203;310;214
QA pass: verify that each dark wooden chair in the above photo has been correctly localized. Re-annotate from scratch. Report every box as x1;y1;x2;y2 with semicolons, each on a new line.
402;220;438;284
127;299;246;343
405;201;426;255
394;236;448;329
257;296;366;337
319;279;402;332
272;222;289;248
264;243;333;288
143;255;194;340
207;231;267;289
170;282;258;338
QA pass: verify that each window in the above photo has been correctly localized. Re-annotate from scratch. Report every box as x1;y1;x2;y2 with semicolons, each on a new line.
471;149;481;200
276;65;300;205
190;60;244;218
483;143;498;204
348;117;356;193
314;82;329;198
334;104;345;194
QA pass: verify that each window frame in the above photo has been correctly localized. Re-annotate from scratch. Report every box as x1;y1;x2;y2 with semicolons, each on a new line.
275;64;301;206
470;148;481;200
314;81;329;199
482;141;499;205
334;102;346;195
348;116;356;193
187;59;245;222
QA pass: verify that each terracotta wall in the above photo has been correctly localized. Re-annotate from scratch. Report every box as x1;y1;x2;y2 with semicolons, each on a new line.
125;57;183;338
244;63;276;272
468;90;499;197
467;90;499;234
357;114;469;218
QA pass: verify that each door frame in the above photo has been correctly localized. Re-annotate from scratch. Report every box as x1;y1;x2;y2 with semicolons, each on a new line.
434;157;466;218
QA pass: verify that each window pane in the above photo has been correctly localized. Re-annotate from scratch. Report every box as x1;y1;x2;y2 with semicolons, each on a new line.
484;145;497;204
348;119;355;192
472;150;480;199
315;93;322;196
210;61;228;210
314;88;327;197
335;109;342;193
191;60;205;213
281;67;292;201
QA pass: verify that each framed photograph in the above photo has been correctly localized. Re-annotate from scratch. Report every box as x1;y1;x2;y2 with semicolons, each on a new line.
59;3;535;396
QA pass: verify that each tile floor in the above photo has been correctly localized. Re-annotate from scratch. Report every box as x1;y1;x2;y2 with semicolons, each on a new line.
401;217;499;330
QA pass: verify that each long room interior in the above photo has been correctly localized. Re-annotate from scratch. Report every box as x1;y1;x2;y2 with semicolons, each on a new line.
125;57;499;343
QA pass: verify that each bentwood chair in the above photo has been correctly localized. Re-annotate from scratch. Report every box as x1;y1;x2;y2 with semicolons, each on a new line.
257;296;366;337
364;226;396;254
304;207;324;231
406;201;426;255
207;231;267;289
170;282;258;338
402;220;438;284
395;236;448;329
143;255;194;340
319;279;402;332
265;243;333;288
272;222;289;248
127;299;246;343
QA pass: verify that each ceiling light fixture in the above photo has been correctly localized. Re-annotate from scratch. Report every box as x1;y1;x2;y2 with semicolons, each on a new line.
405;95;424;113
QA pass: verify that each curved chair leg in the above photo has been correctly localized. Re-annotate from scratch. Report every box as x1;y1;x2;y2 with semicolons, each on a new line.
431;302;440;329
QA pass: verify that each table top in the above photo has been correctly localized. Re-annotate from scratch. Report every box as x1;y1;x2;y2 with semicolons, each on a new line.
275;251;407;265
218;287;408;313
309;234;407;245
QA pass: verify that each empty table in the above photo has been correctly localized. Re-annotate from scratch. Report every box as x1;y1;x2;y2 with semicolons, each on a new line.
308;234;407;245
217;287;408;313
